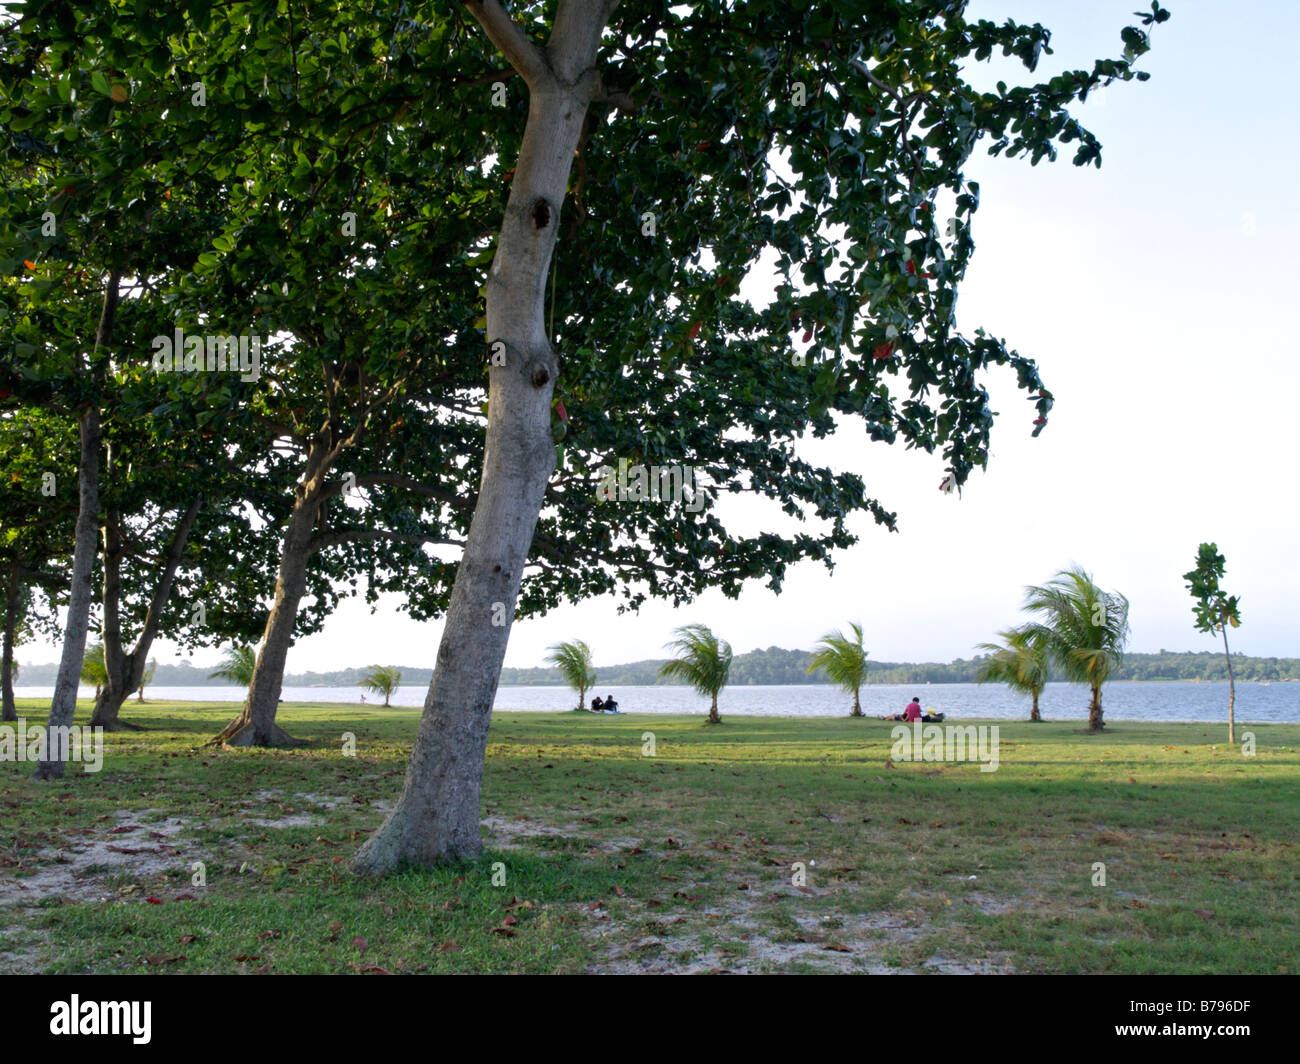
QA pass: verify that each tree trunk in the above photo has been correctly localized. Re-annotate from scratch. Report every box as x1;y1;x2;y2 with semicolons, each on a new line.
850;690;862;717
708;693;720;725
1;564;19;723
209;496;316;747
1030;690;1041;722
1222;626;1235;744
34;270;119;780
91;500;201;731
1087;684;1104;732
352;3;608;874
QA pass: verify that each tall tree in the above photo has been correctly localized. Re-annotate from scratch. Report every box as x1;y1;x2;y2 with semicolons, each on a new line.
808;622;869;716
975;626;1048;722
1183;542;1242;743
355;0;1169;871
1021;566;1130;732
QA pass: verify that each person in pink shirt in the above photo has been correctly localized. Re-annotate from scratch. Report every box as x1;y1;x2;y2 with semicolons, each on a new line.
904;697;923;722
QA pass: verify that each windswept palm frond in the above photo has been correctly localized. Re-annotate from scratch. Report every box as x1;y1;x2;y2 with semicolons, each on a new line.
209;645;257;688
545;639;596;711
659;624;732;723
975;626;1049;720
358;664;402;707
808;622;868;716
1022;565;1129;730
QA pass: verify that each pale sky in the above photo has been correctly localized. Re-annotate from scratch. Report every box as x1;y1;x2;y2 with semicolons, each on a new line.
20;1;1300;673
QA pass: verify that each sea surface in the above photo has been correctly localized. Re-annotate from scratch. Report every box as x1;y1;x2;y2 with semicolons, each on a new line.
14;680;1298;723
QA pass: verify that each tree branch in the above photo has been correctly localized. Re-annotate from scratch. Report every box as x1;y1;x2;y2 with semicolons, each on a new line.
463;0;553;89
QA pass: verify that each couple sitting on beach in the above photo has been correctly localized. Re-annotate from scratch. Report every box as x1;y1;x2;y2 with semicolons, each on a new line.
881;696;945;724
590;695;620;713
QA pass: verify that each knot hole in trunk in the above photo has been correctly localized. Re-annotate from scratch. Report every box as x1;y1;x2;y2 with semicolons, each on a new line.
529;361;550;387
532;198;551;229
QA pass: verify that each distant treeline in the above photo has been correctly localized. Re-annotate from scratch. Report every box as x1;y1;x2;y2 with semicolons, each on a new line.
16;647;1298;687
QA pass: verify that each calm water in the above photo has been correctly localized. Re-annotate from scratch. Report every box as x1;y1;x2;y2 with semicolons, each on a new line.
16;680;1298;723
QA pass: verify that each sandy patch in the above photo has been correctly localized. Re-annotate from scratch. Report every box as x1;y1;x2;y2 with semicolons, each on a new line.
0;809;195;908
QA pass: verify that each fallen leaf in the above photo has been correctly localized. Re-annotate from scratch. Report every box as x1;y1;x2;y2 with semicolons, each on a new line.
144;896;163;905
144;954;185;966
350;936;368;951
437;940;460;953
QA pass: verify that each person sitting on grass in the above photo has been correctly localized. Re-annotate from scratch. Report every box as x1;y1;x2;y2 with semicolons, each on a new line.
921;708;945;723
591;696;605;712
603;695;620;713
881;696;924;722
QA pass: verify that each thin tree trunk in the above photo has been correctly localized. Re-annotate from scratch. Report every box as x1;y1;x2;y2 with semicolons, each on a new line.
708;693;720;724
91;499;200;731
1088;684;1104;732
352;1;609;874
850;690;862;717
209;497;316;747
1222;626;1235;744
1;564;19;723
1030;690;1041;722
34;270;120;780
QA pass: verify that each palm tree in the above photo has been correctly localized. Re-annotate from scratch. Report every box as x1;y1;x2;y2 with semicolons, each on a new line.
209;645;257;688
135;657;157;703
808;622;869;716
1021;566;1130;732
81;642;107;699
659;623;732;724
358;665;402;707
546;639;596;711
975;627;1049;722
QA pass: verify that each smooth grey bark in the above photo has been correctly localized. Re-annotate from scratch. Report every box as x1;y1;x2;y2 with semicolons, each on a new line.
90;498;201;731
353;0;616;874
34;271;120;779
1;564;18;723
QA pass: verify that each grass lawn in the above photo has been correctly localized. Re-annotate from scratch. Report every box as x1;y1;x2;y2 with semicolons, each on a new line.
1;699;1296;974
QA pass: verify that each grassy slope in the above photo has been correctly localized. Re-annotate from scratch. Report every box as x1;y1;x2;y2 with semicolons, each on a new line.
1;698;1296;974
